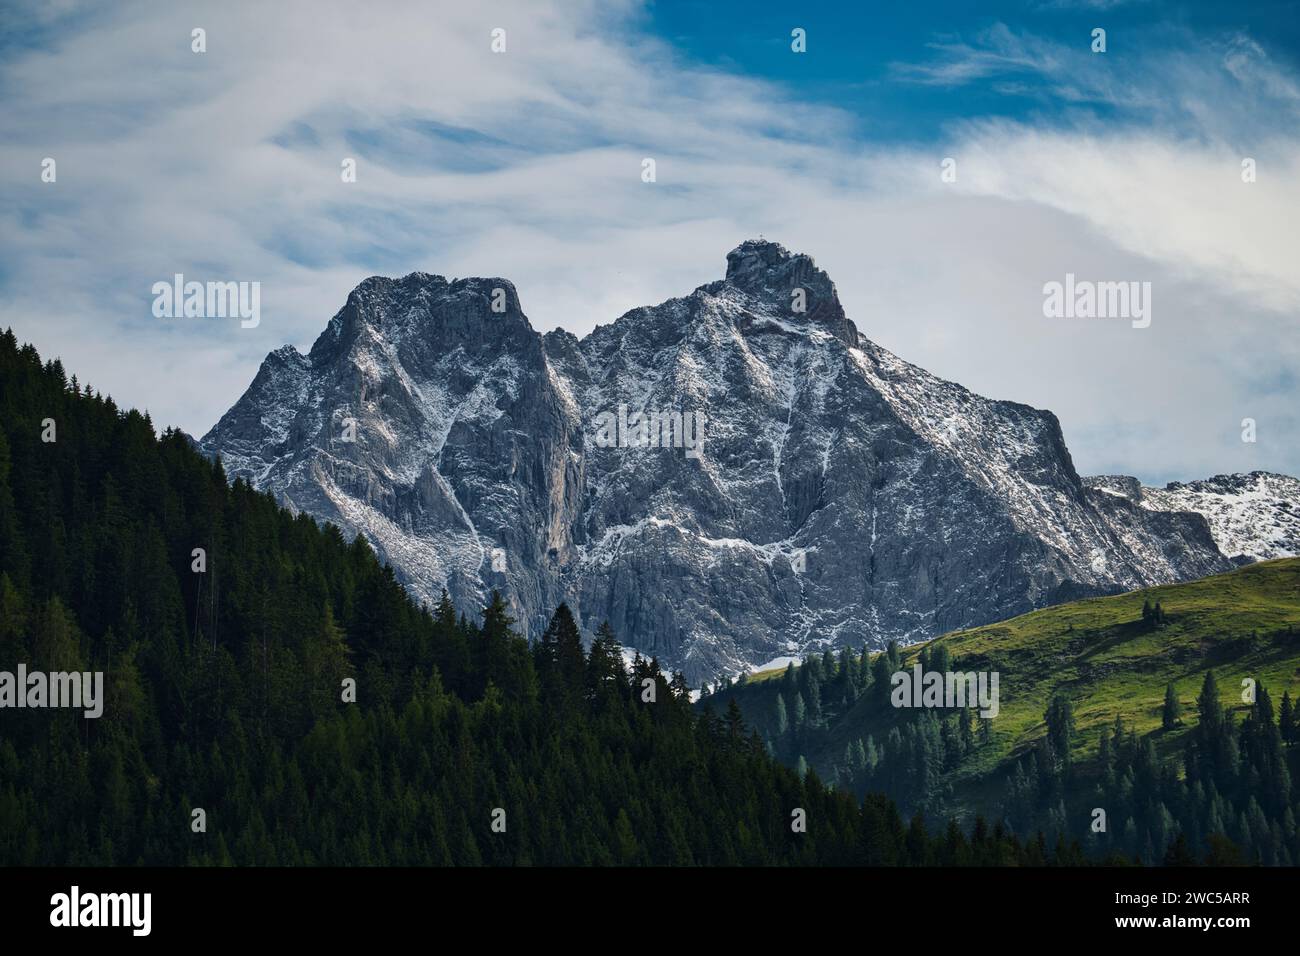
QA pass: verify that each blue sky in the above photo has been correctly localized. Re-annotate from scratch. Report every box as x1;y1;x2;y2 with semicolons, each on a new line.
644;0;1300;142
0;0;1297;484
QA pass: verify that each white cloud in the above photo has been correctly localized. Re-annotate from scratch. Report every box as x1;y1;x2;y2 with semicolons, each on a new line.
0;0;1295;484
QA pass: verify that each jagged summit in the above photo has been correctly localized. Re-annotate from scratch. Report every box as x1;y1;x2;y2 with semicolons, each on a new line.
266;342;307;365
724;238;831;295
725;237;800;277
340;271;525;324
200;241;1296;682
720;238;856;346
308;269;531;365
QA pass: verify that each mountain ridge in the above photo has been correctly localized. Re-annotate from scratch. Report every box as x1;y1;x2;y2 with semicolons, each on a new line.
200;239;1290;682
1085;471;1300;564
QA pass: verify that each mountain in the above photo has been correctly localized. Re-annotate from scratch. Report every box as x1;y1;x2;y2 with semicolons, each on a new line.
202;239;1238;683
706;557;1300;862
1086;472;1300;564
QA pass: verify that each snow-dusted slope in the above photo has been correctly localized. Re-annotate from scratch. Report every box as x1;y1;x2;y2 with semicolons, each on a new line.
202;240;1238;682
1086;472;1300;563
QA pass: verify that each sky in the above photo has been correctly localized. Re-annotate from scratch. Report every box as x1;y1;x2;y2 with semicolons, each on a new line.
0;0;1297;484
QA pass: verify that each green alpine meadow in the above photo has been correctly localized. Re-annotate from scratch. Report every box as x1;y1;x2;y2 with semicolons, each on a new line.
703;558;1300;864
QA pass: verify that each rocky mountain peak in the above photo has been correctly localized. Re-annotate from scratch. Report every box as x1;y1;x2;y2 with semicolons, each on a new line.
309;271;531;366
263;342;308;370
725;237;798;277
723;238;857;347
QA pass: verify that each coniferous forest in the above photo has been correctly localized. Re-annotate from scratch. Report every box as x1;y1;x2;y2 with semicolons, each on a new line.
3;329;1034;866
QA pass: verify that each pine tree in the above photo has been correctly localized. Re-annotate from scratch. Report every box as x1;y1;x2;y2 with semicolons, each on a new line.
1198;670;1223;734
807;674;823;725
586;620;626;705
858;645;872;688
1162;682;1181;731
725;699;745;739
774;694;789;737
853;738;868;772
302;602;352;718
1044;694;1075;769
537;602;586;699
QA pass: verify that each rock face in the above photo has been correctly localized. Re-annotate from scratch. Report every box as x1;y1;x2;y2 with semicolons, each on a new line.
202;240;1246;683
1086;472;1300;564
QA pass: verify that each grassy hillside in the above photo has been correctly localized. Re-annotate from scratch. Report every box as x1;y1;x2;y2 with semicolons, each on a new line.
908;558;1300;777
709;558;1300;829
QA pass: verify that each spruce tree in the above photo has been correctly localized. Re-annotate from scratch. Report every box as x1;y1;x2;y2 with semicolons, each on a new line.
1162;682;1181;730
774;694;789;737
1045;694;1075;764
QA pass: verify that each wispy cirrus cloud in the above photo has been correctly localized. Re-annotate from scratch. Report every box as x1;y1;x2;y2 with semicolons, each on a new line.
892;24;1067;87
891;21;1300;140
